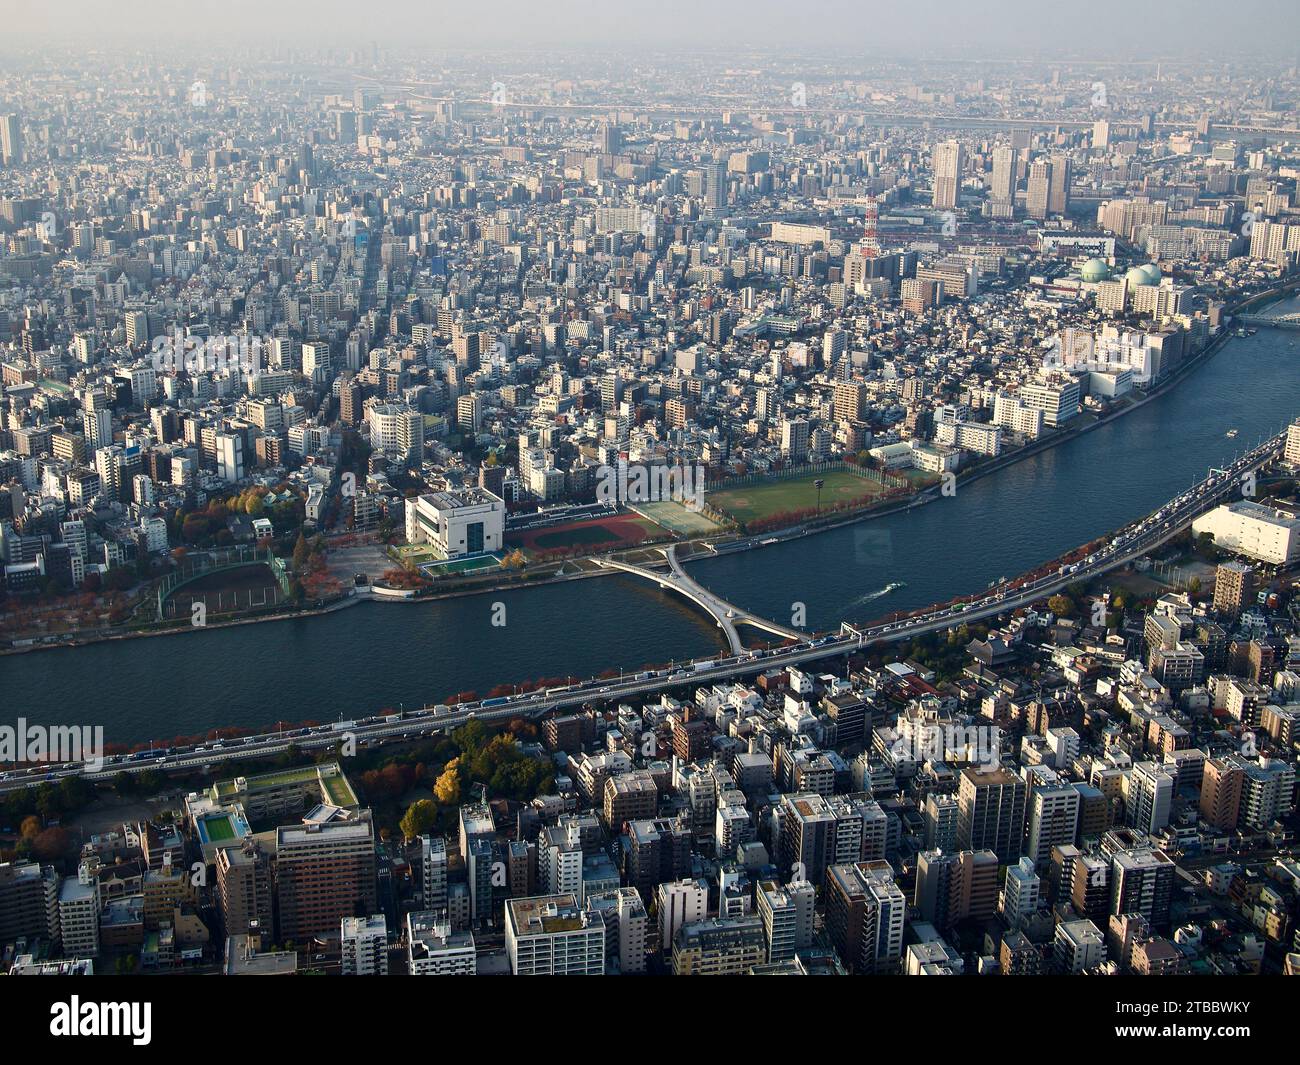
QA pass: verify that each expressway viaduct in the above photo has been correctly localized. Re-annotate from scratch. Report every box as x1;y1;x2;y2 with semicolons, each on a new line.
0;430;1286;795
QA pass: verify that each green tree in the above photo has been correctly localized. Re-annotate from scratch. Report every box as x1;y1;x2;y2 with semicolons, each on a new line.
399;799;438;840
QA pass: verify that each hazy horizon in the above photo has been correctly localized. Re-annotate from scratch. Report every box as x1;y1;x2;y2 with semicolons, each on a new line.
1;0;1298;58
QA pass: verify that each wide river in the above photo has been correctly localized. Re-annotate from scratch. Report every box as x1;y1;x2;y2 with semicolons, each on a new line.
4;315;1299;743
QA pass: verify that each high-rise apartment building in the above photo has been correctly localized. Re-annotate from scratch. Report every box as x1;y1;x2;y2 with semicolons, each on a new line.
341;914;388;975
671;915;766;975
932;140;963;210
407;910;476;974
1025;784;1081;869
957;766;1027;864
216;839;274;938
505;894;605;975
273;815;378;943
913;848;999;928
824;861;906;974
1213;561;1254;618
0;861;59;948
756;879;816;962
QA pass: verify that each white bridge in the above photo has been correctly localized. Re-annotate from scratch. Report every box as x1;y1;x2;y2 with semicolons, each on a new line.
1236;312;1300;329
596;544;805;654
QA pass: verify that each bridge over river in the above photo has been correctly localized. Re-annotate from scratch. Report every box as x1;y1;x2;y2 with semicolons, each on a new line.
596;544;805;654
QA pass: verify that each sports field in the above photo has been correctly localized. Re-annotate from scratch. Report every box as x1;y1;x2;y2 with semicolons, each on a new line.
198;813;236;843
419;553;502;577
708;470;891;525
634;500;725;536
508;513;666;555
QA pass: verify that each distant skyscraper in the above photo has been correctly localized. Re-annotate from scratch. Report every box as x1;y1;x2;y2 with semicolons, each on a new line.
1027;159;1052;220
1047;154;1071;216
0;113;22;166
932;140;963;210
705;162;727;211
990;145;1016;206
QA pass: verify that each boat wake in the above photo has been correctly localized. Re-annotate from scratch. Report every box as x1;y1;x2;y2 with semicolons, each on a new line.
849;581;906;607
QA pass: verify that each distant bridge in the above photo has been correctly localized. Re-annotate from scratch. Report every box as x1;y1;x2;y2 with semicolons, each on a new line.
1235;312;1300;330
596;544;805;654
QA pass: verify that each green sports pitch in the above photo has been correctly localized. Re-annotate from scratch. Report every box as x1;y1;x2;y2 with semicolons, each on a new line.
707;470;890;525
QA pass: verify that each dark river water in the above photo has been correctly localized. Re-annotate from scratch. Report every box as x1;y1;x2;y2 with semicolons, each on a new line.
3;318;1298;742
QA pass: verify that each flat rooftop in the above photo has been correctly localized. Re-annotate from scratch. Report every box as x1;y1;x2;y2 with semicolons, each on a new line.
508;895;586;936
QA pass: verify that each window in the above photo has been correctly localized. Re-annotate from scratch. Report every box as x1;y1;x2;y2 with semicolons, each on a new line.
466;521;484;554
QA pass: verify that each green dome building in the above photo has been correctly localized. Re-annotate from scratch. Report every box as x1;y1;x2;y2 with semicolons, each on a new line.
1080;258;1111;283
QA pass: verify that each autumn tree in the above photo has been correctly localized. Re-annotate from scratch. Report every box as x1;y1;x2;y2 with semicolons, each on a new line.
292;532;309;572
399;799;439;840
1047;594;1075;618
434;760;463;805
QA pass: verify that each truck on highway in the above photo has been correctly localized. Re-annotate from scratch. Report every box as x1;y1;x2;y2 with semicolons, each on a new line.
331;720;357;731
693;660;717;672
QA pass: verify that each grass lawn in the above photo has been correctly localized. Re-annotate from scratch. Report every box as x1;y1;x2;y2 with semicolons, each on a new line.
634;500;725;536
323;775;358;806
421;554;503;576
392;544;443;563
200;814;236;842
709;470;891;525
532;525;621;548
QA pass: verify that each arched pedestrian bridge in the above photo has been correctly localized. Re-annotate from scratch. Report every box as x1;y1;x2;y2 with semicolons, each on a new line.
596;544;805;654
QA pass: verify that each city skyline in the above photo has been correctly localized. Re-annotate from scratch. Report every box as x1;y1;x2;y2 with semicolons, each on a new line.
0;6;1298;1020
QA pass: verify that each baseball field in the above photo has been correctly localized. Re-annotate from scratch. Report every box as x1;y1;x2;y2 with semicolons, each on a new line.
708;470;890;525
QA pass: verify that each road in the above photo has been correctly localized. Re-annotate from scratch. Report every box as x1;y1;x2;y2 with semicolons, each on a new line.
0;428;1284;795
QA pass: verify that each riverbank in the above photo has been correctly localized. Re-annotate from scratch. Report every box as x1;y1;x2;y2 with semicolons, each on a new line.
3;285;1292;660
11;318;1297;742
0;591;364;656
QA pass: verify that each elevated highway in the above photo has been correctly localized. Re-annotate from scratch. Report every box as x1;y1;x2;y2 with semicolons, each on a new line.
0;428;1287;795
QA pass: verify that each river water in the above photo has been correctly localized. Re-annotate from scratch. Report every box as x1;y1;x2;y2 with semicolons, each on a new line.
3;318;1298;742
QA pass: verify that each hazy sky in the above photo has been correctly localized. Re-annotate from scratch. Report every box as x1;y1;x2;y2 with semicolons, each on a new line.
2;0;1298;57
